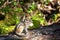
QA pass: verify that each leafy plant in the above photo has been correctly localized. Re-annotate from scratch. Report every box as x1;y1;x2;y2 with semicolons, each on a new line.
0;24;15;34
27;2;36;13
31;11;46;27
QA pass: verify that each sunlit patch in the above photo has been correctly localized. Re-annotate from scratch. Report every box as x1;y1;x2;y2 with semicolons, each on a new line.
50;0;53;2
0;2;1;4
29;23;33;26
58;0;60;5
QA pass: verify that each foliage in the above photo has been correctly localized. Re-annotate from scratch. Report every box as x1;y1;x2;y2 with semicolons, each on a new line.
0;0;60;34
0;24;15;34
27;2;36;13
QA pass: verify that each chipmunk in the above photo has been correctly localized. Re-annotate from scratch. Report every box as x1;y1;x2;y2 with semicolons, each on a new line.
15;15;33;36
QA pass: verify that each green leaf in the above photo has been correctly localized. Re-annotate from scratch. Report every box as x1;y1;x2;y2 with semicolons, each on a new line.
32;20;40;28
14;7;23;12
45;0;50;4
16;16;20;24
13;1;18;6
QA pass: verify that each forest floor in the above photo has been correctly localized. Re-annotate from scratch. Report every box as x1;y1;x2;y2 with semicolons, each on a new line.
0;23;60;40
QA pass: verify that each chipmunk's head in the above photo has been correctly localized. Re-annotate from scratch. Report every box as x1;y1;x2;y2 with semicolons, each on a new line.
24;19;33;28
